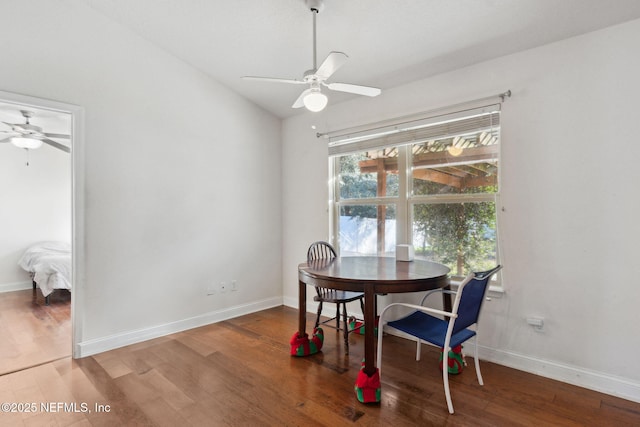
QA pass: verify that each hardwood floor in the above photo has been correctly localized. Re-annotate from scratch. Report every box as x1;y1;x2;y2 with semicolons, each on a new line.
0;288;71;376
1;305;639;426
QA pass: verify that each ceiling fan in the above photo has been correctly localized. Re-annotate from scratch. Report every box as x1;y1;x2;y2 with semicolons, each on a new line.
0;110;70;153
242;0;381;112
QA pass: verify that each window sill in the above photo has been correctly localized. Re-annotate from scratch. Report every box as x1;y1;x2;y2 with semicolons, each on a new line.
449;279;505;299
487;285;505;299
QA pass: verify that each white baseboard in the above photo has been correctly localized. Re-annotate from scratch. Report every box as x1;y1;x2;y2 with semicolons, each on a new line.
283;296;301;310
283;296;364;318
476;344;640;404
0;280;32;293
75;296;283;358
286;296;640;404
380;326;640;404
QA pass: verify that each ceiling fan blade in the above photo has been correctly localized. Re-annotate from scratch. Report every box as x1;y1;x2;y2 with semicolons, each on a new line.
242;76;306;85
41;137;71;153
292;89;312;109
44;132;70;139
0;136;13;143
316;52;349;80
325;82;381;97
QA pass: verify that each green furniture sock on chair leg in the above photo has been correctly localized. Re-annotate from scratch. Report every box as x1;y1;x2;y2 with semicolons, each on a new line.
354;364;381;403
439;344;466;374
290;327;324;356
349;317;378;336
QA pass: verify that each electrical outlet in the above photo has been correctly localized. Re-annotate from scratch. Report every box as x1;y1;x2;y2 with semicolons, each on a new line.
220;281;227;293
231;280;237;291
526;317;544;331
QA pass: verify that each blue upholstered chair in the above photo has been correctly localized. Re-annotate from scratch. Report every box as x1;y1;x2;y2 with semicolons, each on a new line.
376;265;502;414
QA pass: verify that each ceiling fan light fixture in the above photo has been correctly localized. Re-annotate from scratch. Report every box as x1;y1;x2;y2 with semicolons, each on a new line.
242;0;381;112
11;137;43;150
447;145;463;157
303;90;328;112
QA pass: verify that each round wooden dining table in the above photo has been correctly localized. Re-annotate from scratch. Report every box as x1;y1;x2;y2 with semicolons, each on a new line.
296;256;450;402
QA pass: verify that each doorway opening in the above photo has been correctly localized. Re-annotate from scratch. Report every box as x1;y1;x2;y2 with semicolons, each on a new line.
0;90;83;374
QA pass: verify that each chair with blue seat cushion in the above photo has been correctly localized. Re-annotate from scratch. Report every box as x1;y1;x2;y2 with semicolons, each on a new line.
376;265;502;414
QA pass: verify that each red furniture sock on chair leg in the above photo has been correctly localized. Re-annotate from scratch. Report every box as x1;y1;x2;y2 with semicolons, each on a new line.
439;344;465;374
354;367;381;403
349;317;378;336
290;327;324;356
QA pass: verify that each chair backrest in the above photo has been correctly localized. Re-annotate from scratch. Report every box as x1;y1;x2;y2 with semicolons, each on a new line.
452;265;502;334
307;241;337;262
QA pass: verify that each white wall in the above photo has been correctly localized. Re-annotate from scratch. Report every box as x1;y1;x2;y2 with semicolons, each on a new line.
0;142;70;289
3;0;638;403
0;0;282;353
282;19;640;401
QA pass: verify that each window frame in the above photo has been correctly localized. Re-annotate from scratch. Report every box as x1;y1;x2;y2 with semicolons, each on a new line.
328;103;504;290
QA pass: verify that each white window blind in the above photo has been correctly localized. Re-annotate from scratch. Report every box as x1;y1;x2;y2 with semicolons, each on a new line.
327;104;501;157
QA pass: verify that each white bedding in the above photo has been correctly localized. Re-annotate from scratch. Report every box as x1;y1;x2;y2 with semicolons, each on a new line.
18;241;71;297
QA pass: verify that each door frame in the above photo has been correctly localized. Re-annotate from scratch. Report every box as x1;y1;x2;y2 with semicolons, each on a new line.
0;90;85;358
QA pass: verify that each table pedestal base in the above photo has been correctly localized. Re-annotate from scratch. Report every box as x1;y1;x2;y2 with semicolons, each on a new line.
355;367;381;403
290;327;324;356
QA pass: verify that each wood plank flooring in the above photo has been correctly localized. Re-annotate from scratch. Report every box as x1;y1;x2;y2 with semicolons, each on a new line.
0;289;71;376
1;305;639;426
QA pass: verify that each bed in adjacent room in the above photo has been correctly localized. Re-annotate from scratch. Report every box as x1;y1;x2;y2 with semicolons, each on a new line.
18;241;71;305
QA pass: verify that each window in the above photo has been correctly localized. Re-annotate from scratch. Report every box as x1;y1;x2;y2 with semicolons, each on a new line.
329;104;501;282
333;148;399;256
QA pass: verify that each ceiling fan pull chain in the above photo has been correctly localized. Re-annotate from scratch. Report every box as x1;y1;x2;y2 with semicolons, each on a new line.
24;148;30;166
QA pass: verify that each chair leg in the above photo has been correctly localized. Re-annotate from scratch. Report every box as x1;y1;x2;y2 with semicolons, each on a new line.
342;302;349;354
473;336;484;385
314;301;323;329
376;317;384;375
442;351;454;414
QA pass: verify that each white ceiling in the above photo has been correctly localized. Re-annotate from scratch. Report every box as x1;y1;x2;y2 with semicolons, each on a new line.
85;0;640;119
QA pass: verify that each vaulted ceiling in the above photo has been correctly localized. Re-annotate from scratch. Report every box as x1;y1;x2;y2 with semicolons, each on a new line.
74;1;640;118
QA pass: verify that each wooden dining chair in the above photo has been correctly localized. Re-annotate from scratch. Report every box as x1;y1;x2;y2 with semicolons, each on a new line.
376;265;502;413
307;241;364;354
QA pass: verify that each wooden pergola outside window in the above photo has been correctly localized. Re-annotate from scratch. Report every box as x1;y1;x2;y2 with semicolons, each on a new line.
353;130;499;256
